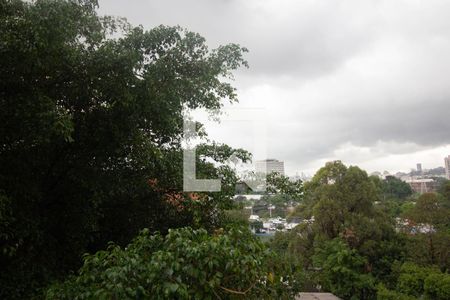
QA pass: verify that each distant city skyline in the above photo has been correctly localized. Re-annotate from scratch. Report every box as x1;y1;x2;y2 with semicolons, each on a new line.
279;153;450;178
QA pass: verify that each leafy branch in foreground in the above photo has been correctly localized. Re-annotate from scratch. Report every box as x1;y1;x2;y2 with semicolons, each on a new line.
46;227;301;299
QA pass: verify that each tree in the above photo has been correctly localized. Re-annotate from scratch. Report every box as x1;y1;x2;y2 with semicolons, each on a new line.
46;227;298;299
376;284;415;300
403;193;450;270
405;193;450;229
278;161;407;295
313;238;376;300
437;179;450;201
382;176;413;199
306;161;381;245
424;272;450;300
266;172;303;201
377;263;450;300
395;263;450;299
0;0;249;297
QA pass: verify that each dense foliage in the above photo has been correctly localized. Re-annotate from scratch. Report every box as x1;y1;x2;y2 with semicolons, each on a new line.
46;227;300;299
312;238;376;300
381;176;413;199
0;0;250;298
378;263;450;300
271;161;450;299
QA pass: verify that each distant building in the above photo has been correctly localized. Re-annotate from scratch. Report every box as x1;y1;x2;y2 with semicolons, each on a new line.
394;171;408;179
405;178;438;194
255;159;285;176
234;194;264;201
396;218;435;235
445;155;450;179
297;293;340;300
416;163;422;174
249;215;260;221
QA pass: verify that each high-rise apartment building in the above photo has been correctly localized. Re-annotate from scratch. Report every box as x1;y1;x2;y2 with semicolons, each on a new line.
416;163;422;173
255;159;285;176
445;155;450;179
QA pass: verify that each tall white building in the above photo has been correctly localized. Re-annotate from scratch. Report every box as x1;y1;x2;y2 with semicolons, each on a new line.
445;155;450;179
255;159;285;176
416;163;422;173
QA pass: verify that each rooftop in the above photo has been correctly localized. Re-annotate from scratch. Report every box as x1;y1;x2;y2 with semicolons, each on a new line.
296;293;341;300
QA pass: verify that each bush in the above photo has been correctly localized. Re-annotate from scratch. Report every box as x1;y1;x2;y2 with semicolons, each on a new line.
46;227;297;299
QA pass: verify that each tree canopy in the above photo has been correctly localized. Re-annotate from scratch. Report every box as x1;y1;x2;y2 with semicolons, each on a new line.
275;161;409;299
0;0;249;297
382;176;413;199
46;227;296;299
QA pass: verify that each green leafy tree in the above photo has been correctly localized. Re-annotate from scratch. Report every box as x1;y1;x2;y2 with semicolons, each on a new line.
396;263;435;297
405;193;450;229
437;179;450;201
313;238;376;300
306;162;394;250
266;173;303;201
424;272;450;300
277;161;407;295
0;0;249;297
376;284;415;300
402;193;450;270
382;176;413;199
399;201;416;215
381;262;450;300
46;227;298;299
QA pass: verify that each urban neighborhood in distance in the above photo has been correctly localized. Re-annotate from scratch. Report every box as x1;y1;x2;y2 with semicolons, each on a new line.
239;156;450;236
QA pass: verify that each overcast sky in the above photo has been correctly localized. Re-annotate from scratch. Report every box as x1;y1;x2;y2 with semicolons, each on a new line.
99;0;450;176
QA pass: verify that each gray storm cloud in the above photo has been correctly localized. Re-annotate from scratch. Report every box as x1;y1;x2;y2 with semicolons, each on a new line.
99;0;450;173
